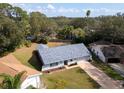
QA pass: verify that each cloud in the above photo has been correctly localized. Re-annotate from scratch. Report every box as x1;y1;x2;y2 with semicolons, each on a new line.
36;6;42;9
10;4;124;17
11;3;27;8
81;8;124;16
82;8;124;13
35;5;81;14
47;4;55;10
57;7;81;13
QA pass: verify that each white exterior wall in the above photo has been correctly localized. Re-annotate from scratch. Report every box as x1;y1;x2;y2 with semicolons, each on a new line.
67;56;91;65
21;75;41;89
42;55;92;71
91;46;106;62
82;56;92;61
67;60;77;65
42;62;64;71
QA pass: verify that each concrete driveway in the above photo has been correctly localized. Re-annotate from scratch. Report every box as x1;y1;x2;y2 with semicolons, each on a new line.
78;60;122;89
109;63;124;77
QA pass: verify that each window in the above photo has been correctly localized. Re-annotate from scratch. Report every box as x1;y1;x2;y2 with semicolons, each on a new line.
70;59;73;61
50;62;58;67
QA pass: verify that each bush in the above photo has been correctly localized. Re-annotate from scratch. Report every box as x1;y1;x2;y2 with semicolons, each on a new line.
0;51;9;57
38;36;49;44
24;40;31;47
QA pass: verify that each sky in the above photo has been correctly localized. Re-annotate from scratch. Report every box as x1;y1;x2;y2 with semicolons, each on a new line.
12;3;124;17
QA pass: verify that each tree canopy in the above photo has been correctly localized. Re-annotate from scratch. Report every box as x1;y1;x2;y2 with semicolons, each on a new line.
0;3;124;56
0;71;26;89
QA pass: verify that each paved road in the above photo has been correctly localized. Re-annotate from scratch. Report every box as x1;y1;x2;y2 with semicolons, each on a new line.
78;60;122;89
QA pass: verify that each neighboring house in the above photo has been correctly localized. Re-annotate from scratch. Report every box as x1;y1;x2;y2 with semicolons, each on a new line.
89;41;124;63
37;43;92;71
49;32;57;39
0;57;42;89
26;35;35;41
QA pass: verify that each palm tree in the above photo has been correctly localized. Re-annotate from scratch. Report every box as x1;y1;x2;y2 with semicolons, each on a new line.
86;10;91;18
85;10;91;32
0;71;26;89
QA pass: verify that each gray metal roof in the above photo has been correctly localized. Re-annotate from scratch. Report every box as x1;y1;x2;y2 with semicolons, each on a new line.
37;43;91;65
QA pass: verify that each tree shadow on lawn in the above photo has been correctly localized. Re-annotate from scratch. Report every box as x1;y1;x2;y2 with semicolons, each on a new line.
87;77;101;88
28;51;42;71
76;68;100;88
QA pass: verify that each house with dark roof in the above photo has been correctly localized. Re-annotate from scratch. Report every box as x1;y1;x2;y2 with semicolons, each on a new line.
37;43;92;71
89;41;124;63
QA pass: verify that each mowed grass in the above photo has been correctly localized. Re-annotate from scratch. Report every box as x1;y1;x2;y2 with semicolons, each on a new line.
47;42;70;47
12;43;42;70
12;42;69;71
42;67;100;89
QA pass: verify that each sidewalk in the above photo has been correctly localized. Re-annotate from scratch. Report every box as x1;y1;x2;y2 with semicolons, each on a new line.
78;61;122;89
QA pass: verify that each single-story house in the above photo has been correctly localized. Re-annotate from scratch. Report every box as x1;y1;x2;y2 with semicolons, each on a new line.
0;55;42;89
89;41;124;63
37;43;92;71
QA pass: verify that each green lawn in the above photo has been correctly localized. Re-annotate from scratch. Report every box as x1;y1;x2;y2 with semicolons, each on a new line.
47;42;69;47
91;53;124;80
42;67;100;89
13;43;42;71
12;42;69;71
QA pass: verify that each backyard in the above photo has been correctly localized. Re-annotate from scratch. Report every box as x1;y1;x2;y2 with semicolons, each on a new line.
12;42;69;71
42;67;100;89
47;42;69;47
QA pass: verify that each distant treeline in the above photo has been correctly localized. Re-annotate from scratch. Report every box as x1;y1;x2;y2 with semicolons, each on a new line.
0;3;124;56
